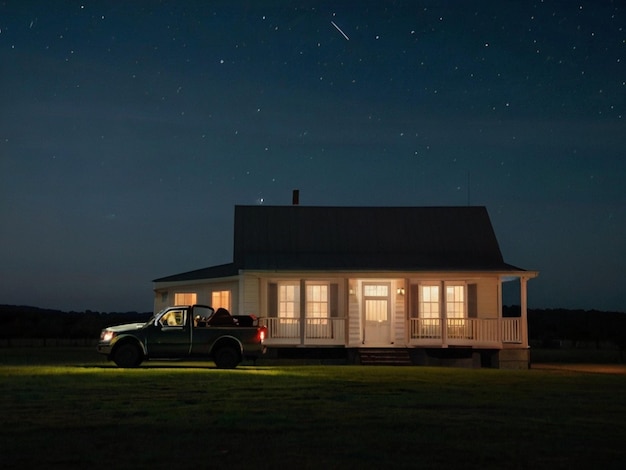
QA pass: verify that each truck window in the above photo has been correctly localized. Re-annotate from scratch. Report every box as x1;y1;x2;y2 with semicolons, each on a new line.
159;309;186;327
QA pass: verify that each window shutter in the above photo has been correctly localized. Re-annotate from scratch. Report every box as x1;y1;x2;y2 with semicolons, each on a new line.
330;283;339;318
268;283;277;318
409;284;419;318
468;284;477;318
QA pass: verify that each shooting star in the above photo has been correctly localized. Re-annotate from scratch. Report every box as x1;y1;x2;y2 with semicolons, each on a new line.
331;21;350;41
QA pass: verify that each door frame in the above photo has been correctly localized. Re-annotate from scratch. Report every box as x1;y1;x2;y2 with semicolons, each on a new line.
361;282;392;345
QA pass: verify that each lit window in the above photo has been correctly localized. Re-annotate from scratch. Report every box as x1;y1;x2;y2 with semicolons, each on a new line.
446;285;465;319
364;285;389;297
306;284;328;317
174;293;197;305
279;283;300;318
419;285;440;319
211;290;231;310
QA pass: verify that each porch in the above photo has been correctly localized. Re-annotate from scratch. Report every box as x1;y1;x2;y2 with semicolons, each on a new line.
263;317;346;346
409;318;523;347
262;317;523;348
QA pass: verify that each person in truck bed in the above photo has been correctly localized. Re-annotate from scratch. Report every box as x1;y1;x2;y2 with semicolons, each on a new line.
208;308;237;326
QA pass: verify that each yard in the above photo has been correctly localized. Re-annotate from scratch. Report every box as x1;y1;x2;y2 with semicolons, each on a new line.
1;348;625;469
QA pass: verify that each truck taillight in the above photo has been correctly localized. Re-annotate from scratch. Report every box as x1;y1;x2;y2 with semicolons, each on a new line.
258;326;267;343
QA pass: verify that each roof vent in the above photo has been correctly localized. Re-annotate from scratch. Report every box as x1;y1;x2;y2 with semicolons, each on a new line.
292;189;299;205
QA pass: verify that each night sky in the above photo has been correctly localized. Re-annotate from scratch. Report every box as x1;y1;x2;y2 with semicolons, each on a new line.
1;1;624;313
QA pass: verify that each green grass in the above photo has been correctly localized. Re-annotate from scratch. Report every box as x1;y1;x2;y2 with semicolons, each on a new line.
1;348;625;469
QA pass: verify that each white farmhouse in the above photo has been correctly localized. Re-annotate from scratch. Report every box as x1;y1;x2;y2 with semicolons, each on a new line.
153;204;538;369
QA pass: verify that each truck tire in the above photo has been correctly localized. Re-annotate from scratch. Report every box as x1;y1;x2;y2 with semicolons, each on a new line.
214;346;240;369
113;343;142;368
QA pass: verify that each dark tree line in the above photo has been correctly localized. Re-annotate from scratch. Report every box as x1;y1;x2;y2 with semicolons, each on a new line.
1;304;624;358
0;305;151;342
505;305;626;358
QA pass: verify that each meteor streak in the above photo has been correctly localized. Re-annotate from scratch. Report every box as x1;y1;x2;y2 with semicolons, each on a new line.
331;21;350;41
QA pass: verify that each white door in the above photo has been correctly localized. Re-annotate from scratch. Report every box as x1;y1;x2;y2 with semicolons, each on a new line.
363;284;390;345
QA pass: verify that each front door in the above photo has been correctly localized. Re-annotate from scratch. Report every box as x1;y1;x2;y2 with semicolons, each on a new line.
363;283;391;345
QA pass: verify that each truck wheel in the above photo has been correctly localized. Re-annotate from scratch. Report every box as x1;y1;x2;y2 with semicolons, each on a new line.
214;346;240;369
113;343;142;368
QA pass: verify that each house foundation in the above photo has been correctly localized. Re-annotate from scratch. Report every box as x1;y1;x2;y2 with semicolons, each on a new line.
264;347;530;369
494;348;530;369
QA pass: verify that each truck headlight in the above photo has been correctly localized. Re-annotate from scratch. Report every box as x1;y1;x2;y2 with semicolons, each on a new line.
101;330;116;342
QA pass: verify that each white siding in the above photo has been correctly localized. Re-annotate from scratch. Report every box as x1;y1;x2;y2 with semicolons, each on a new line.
241;275;260;316
394;280;406;344
347;281;361;345
476;278;499;319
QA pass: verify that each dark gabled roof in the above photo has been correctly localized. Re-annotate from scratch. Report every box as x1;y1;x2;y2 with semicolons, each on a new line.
153;263;238;283
234;205;518;271
154;205;525;283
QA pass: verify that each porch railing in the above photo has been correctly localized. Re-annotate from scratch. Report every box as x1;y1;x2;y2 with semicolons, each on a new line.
409;318;521;345
263;317;345;345
262;317;521;346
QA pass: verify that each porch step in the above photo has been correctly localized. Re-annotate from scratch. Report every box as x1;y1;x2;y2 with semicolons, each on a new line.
358;348;413;366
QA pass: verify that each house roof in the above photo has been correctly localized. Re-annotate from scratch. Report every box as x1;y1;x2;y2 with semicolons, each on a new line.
153;263;239;283
234;205;523;270
154;205;527;283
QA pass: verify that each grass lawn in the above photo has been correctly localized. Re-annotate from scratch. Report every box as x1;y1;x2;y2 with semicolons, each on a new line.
1;348;625;469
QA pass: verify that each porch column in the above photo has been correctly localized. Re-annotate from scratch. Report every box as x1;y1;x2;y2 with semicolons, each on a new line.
441;281;448;347
520;277;529;348
299;279;306;345
497;278;503;320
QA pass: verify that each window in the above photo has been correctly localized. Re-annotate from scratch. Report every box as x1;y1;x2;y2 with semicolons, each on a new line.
419;285;440;319
268;281;339;340
211;290;231;311
363;285;389;297
278;283;300;318
445;284;467;338
266;282;301;339
305;283;331;339
159;309;186;327
306;284;328;318
174;293;197;306
446;285;465;319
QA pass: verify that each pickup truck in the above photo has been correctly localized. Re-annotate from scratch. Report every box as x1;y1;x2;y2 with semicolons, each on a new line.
97;305;266;369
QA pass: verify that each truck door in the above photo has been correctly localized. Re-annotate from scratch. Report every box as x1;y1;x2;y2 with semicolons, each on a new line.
146;308;192;357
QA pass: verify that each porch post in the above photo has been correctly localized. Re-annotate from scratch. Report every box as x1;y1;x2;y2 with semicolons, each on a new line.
497;277;503;343
300;279;306;346
441;281;448;347
520;277;529;348
497;277;503;319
